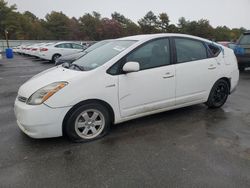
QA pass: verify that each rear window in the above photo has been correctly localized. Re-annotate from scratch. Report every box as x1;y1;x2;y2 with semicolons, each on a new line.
208;43;221;57
239;34;250;45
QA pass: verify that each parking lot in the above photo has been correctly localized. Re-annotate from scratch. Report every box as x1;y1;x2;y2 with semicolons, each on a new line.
0;54;250;187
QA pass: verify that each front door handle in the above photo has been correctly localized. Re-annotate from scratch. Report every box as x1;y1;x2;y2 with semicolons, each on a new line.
163;72;174;79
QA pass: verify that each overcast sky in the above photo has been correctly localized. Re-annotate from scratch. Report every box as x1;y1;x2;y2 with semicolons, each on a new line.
6;0;250;29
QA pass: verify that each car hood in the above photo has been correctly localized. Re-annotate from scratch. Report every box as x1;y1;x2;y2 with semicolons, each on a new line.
18;66;84;98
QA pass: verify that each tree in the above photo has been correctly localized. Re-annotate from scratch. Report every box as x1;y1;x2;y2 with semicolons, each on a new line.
99;18;123;39
68;17;85;40
0;0;247;41
79;12;102;40
111;12;140;36
45;11;70;40
158;13;170;32
177;18;214;39
138;11;158;34
0;0;18;39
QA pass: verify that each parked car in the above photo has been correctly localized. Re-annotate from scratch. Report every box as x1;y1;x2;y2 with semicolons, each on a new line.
235;31;250;71
217;41;236;50
38;42;85;62
26;43;47;57
55;40;113;65
12;45;21;53
14;34;239;142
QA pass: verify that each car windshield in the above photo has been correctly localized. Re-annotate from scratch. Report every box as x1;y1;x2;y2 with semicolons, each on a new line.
85;40;112;53
73;40;136;71
239;34;250;45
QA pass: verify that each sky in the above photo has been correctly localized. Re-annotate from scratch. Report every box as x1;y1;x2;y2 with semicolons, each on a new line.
6;0;250;29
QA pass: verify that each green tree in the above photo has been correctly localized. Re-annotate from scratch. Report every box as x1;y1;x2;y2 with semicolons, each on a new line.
111;12;140;36
138;11;158;34
0;0;18;39
157;13;170;32
45;11;70;40
79;11;102;40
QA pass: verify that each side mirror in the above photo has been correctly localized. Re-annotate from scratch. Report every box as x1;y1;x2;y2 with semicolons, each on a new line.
122;61;140;73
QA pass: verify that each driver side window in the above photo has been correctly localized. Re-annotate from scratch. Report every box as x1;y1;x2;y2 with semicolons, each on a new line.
126;38;170;70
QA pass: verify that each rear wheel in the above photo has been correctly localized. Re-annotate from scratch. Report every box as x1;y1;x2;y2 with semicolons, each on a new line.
206;79;229;108
52;54;61;63
64;103;111;142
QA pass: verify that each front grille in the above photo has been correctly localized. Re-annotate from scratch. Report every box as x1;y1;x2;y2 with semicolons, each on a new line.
18;96;27;103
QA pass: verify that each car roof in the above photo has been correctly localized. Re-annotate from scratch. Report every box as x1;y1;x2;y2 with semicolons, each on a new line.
54;41;82;45
117;33;212;43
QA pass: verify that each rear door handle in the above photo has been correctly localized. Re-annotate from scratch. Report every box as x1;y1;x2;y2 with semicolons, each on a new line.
208;65;216;70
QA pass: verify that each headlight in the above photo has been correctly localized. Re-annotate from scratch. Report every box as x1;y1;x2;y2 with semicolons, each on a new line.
27;82;68;105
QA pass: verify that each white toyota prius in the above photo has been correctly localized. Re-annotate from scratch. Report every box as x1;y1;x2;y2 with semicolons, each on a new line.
14;34;239;142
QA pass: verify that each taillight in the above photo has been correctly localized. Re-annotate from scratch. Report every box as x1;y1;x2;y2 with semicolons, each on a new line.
40;48;48;52
32;48;37;51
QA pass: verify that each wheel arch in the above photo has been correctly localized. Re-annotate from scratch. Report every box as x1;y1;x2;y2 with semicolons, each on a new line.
62;99;115;136
219;77;231;93
52;53;61;61
207;77;231;100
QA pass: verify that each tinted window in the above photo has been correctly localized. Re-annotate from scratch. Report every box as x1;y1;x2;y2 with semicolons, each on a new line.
175;38;207;63
239;34;250;45
55;43;72;48
73;40;136;71
126;38;170;70
72;43;83;49
208;43;221;56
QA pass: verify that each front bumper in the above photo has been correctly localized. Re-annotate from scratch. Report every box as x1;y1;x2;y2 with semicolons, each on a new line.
14;98;71;138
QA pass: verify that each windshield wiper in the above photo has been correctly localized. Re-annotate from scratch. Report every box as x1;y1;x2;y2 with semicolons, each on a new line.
70;64;85;71
62;62;70;68
62;62;84;71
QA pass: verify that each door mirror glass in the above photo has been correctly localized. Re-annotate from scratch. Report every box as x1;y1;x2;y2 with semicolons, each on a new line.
122;61;140;73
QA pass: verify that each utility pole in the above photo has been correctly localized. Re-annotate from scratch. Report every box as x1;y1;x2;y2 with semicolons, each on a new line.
5;30;9;48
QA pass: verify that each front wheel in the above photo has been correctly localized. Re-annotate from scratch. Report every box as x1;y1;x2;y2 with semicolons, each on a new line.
64;103;111;142
206;79;229;108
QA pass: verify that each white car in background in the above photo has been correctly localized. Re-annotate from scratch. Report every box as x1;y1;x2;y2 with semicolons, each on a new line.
38;42;85;62
14;33;239;142
26;43;46;57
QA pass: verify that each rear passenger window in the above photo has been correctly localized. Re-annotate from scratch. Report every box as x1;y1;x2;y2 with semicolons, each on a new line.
207;43;221;57
175;38;207;63
55;43;72;48
126;38;171;70
72;43;83;49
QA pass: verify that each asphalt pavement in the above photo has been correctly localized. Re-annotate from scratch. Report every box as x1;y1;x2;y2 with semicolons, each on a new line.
0;54;250;188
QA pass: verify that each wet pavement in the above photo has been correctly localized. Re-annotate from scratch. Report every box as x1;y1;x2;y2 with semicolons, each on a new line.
0;54;250;188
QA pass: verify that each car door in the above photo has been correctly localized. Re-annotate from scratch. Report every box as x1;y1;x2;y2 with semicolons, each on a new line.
61;43;76;56
71;43;84;53
118;38;176;118
174;37;220;105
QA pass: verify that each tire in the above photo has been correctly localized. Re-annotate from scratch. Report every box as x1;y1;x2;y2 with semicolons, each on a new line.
64;103;111;142
52;54;61;63
206;79;229;108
